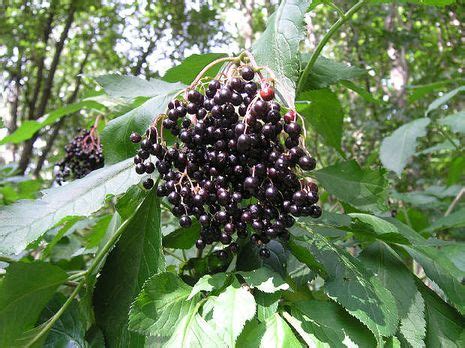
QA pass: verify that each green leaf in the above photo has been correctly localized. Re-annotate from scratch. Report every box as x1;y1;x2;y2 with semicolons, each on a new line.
359;242;426;347
408;79;465;102
426;86;465;114
252;0;311;107
0;158;139;256
164;302;227;348
0;100;105;145
39;294;88;348
300;56;366;90
340;80;381;104
96;74;185;99
298;231;399;339
239;267;289;293
101;94;175;164
297;88;344;154
128;272;197;337
380;118;431;176
314;160;389;213
163;53;227;84
404;245;465;315
288;238;327;276
163;221;200;249
285;300;377;347
256;291;281;322
418;280;465;347
236;313;303;348
348;213;411;244
211;281;256;346
188;272;228;300
418;139;460;154
0;262;67;347
94;186;164;347
439;111;465;134
426;208;465;232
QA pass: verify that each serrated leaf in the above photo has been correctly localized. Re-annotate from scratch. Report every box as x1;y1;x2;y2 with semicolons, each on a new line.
0;262;67;347
252;0;311;107
297;88;344;154
239;267;289;293
426;86;465;114
211;282;256;346
128;272;198;337
314;160;389;213
188;272;228;300
404;245;465;315
417;280;465;347
96;74;185;99
163;220;201;249
359;242;426;347
0;100;105;145
297;231;399;339
348;213;410;244
165;304;227;348
0;158;139;256
38;294;88;348
285;300;377;347
101;93;176;164
380;118;431;176
300;56;366;90
439;111;465;134
94;185;164;347
236;313;303;348
256;291;281;322
163;53;227;84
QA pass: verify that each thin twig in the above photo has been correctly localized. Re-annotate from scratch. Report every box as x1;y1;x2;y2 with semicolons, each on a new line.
445;187;465;216
297;0;368;92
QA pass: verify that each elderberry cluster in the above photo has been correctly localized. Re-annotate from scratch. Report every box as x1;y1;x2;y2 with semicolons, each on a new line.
55;128;104;184
131;65;321;259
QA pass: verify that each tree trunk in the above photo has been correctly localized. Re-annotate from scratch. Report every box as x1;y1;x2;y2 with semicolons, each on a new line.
27;1;56;120
18;2;76;174
33;44;92;177
243;0;254;49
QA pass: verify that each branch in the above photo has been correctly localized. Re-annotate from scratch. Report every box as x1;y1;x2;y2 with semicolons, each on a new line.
36;2;76;118
445;188;465;216
27;1;56;120
297;0;368;92
132;40;157;76
18;2;77;174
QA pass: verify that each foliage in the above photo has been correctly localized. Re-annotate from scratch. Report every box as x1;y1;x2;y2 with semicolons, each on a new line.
1;0;465;347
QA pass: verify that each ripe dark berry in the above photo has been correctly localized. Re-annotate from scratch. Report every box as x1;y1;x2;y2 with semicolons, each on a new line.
299;155;316;171
130;132;142;143
241;66;255;81
259;248;271;259
196;239;206;249
143;178;154;190
180;215;192;228
237;134;251;152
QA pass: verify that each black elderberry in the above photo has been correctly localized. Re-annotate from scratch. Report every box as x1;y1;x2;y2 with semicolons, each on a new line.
130;61;322;259
55;127;104;184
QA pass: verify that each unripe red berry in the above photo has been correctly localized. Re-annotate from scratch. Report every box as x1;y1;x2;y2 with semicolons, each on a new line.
260;86;275;101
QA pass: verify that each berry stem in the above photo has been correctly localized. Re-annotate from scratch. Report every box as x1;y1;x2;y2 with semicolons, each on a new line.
189;56;240;89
